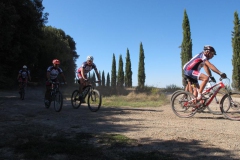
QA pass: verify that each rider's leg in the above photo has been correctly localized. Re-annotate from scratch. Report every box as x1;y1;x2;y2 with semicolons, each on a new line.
79;78;84;94
45;82;51;104
78;78;86;103
188;81;193;93
197;73;209;99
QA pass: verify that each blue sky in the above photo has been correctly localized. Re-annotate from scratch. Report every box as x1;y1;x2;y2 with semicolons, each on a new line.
42;0;239;88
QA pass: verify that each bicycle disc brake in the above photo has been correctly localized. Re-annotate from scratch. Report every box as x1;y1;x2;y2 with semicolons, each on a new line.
231;101;240;110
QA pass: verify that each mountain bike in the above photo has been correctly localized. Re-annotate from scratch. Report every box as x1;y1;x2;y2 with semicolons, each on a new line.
171;77;240;120
19;81;27;100
44;81;64;112
71;80;102;112
170;78;221;115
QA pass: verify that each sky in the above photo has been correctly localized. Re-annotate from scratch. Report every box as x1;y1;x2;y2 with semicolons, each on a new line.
42;0;240;88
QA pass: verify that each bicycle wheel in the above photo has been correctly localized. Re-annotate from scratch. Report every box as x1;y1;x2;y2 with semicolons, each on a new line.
71;90;81;109
220;92;240;121
87;89;101;112
170;89;183;101
44;97;51;109
171;91;198;118
21;88;25;100
54;91;63;112
206;97;222;115
19;89;23;99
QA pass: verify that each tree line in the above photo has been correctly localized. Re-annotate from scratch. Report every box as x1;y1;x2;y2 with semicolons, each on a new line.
1;1;240;90
0;0;78;88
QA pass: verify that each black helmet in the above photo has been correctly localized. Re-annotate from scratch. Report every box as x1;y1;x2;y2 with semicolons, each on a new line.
204;45;216;55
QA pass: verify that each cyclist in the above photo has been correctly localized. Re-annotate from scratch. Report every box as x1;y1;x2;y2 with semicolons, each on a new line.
17;65;31;93
183;45;226;101
44;59;67;106
77;55;101;103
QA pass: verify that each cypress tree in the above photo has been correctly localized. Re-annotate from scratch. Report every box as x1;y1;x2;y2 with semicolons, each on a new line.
138;42;146;89
102;71;105;87
98;70;101;86
117;54;124;87
180;9;192;86
111;53;117;87
232;11;240;90
125;48;132;87
106;72;110;87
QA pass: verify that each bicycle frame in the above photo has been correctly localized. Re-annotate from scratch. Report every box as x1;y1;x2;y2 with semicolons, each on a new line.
202;81;225;106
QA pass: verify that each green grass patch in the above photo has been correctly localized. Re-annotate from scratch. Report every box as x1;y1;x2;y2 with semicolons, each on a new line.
102;92;169;107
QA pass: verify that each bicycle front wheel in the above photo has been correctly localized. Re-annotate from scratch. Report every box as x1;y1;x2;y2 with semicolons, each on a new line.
171;91;198;118
54;91;63;112
71;90;81;109
19;87;25;100
220;92;240;121
87;89;101;112
206;96;222;115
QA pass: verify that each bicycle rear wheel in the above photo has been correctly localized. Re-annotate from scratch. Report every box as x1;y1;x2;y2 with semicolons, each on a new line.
220;92;240;121
170;89;183;102
171;91;198;118
71;90;81;109
54;91;63;112
87;89;101;112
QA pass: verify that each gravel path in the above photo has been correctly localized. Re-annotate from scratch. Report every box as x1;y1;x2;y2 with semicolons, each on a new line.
0;88;240;159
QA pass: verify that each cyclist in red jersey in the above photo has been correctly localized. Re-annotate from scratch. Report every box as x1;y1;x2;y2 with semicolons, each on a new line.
77;55;101;103
17;65;31;93
183;45;227;100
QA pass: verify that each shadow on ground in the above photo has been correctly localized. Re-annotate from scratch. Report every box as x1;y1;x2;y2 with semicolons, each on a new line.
0;87;237;160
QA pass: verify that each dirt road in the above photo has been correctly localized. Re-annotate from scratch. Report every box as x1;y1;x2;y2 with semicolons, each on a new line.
0;87;239;159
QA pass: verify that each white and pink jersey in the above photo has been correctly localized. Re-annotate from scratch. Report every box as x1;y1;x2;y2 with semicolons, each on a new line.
183;52;208;71
77;61;97;78
183;52;208;80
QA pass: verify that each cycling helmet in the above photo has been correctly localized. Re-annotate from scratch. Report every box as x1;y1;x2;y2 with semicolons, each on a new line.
86;55;94;61
23;65;27;69
204;45;216;55
52;59;60;64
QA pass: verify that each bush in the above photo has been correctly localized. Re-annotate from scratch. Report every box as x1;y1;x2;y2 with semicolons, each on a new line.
165;84;182;92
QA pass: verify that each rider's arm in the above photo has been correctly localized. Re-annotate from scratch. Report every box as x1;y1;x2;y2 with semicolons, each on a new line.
80;68;87;80
203;64;212;77
46;72;51;81
94;68;101;81
28;71;31;81
205;60;222;75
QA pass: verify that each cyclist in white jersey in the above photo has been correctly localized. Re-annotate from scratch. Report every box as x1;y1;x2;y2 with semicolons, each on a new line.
77;55;101;102
183;45;226;100
17;65;31;93
44;59;67;106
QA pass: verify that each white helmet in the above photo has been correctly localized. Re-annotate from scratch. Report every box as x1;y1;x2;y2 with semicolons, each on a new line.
86;55;94;61
23;65;27;69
